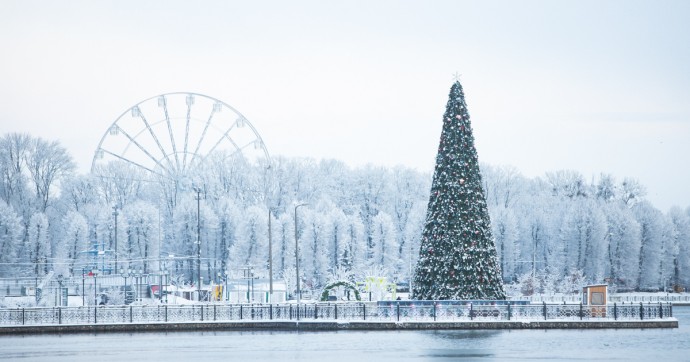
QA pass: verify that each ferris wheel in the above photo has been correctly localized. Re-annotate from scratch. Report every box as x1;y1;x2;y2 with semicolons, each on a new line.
92;92;270;180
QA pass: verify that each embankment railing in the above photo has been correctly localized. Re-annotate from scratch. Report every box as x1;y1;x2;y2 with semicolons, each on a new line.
0;302;674;326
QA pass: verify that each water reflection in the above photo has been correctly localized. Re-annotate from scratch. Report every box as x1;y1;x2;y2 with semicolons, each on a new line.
427;329;502;340
0;307;687;361
422;349;494;359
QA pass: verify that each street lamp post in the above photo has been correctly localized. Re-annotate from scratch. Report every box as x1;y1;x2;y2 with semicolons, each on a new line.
120;268;131;304
81;268;85;306
294;203;308;307
124;270;128;303
409;241;413;300
217;272;222;302
140;269;146;302
56;274;64;307
133;269;141;303
268;209;273;303
93;270;98;306
242;266;253;303
193;186;202;301
113;207;119;273
224;272;228;303
159;269;164;303
163;269;169;304
157;264;168;304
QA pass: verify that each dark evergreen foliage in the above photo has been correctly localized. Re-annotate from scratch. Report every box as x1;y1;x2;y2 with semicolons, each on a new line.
413;81;506;300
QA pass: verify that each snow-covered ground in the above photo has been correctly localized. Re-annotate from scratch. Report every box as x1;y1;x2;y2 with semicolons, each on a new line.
2;292;690;308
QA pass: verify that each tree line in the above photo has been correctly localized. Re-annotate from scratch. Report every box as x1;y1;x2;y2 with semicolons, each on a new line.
1;132;689;295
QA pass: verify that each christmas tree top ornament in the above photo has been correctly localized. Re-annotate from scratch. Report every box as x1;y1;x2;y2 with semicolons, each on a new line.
413;80;506;300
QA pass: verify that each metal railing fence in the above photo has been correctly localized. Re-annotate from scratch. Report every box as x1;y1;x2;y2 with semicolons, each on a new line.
0;302;674;327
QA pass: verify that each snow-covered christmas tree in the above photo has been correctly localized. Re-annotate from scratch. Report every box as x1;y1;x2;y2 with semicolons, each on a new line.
413;80;506;300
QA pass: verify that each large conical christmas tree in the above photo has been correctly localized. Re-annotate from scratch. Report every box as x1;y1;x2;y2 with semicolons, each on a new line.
413;80;505;300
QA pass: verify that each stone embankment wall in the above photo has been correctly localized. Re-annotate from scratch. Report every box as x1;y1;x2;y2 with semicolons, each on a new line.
0;319;677;335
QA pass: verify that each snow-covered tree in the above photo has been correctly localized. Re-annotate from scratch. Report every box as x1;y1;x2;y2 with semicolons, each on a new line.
659;211;676;292
391;167;429;278
230;205;268;274
301;208;329;288
170;198;199;280
26;138;75;212
633;202;665;290
604;203;641;291
26;212;50;277
273;212;295;276
122;201;160;273
56;211;88;276
674;207;690;290
215;198;241;275
546;170;589;199
61;175;99;212
199;202;219;282
595;173;618;202
92;161;145;208
353;166;389;263
514;192;554;278
0;201;22;276
370;211;397;276
563;268;587;294
0;128;687;293
312;199;351;274
490;206;520;282
345;213;366;273
560;198;608;282
0;133;32;217
621;178;646;206
400;202;426;282
482;164;522;209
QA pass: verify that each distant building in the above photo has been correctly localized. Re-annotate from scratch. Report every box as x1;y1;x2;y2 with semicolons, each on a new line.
224;278;288;303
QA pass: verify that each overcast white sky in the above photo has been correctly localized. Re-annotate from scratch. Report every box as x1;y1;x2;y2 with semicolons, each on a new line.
1;0;689;211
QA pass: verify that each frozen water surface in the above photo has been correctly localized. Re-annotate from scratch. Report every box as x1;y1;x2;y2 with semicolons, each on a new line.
1;307;688;361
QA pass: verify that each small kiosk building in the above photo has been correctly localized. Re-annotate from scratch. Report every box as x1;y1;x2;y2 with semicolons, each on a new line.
582;284;608;317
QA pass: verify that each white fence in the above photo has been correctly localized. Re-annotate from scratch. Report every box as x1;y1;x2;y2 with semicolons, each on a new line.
510;293;690;304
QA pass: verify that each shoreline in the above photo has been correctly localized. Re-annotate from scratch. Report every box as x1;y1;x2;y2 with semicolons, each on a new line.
0;319;678;335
